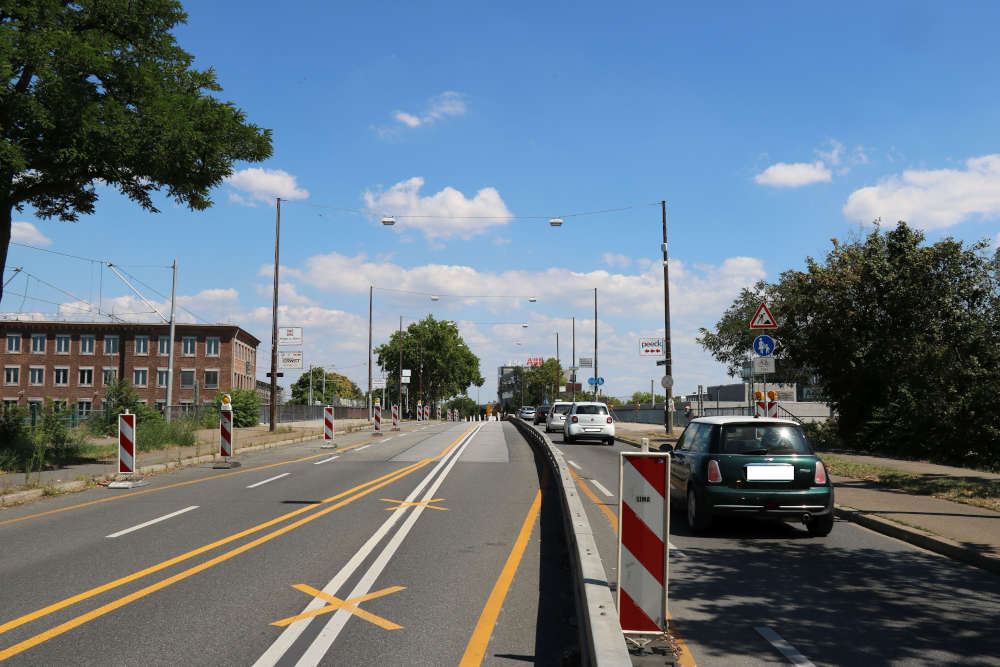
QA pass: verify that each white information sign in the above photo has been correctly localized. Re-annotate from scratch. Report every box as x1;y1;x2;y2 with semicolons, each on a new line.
752;357;775;374
579;357;593;368
277;350;303;369
639;337;664;356
373;378;387;389
278;327;303;346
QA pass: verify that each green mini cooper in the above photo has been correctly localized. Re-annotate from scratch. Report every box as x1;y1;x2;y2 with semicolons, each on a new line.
668;416;834;536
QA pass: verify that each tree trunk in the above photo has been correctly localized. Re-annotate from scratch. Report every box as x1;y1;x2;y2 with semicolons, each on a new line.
0;204;11;303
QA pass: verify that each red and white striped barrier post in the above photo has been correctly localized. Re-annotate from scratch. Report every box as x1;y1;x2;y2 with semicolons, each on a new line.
424;405;430;421
416;402;422;422
322;405;336;449
216;396;234;468
617;452;670;635
118;412;135;476
392;403;400;431
373;399;382;435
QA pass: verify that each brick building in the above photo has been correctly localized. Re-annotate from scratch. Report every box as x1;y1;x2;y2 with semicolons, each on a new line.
1;320;260;415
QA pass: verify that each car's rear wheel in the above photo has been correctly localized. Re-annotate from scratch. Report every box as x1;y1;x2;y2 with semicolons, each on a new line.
686;488;712;533
605;437;614;446
806;513;834;537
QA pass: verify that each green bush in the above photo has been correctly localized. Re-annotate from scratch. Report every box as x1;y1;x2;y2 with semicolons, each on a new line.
210;389;261;427
135;419;196;451
803;418;845;451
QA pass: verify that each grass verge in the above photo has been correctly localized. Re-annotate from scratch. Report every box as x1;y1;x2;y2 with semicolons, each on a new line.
823;454;1000;513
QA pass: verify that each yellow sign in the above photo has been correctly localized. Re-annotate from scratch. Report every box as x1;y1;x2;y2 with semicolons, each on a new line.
271;584;405;630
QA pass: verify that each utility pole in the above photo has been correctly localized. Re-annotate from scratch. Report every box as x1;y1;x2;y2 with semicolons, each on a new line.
322;367;326;404
594;288;599;401
269;198;281;432
308;363;313;406
662;200;674;436
398;316;403;413
368;285;373;421
165;260;177;421
556;332;560;400
572;316;576;402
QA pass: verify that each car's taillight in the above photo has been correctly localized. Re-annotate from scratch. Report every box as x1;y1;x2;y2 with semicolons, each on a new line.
606;416;613;423
815;460;827;485
571;416;578;423
707;460;722;483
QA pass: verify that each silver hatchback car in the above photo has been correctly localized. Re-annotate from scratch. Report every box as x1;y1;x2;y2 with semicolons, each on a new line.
545;402;573;433
563;402;615;445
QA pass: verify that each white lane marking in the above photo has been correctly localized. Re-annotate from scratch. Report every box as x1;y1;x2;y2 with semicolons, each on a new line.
313;456;339;465
254;425;483;667
567;460;582;470
246;473;291;489
106;506;199;538
354;444;372;451
754;626;816;666
590;479;614;497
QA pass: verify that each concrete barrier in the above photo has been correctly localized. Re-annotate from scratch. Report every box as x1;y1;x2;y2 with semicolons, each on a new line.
508;418;631;666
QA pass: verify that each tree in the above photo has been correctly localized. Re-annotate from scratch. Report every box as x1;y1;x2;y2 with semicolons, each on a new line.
0;1;273;300
445;396;478;419
209;388;260;428
630;391;666;405
375;316;483;406
287;367;362;405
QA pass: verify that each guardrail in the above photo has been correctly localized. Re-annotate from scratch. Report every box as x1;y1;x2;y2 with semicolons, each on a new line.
507;417;632;666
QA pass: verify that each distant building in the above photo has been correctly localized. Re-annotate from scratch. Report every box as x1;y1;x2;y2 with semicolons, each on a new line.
256;379;285;405
1;320;259;415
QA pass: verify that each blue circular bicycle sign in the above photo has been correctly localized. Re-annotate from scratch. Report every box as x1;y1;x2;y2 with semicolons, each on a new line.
753;335;775;357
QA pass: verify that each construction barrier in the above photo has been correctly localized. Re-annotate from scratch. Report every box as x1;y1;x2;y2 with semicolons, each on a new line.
322;405;335;448
617;452;670;635
118;412;135;474
424;405;430;421
220;406;233;458
416;403;423;422
392;404;400;431
373;400;382;435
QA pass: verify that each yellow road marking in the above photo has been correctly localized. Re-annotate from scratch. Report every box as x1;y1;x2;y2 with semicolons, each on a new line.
380;498;447;511
459;488;542;667
568;463;697;667
0;425;476;662
0;437;379;527
271;584;405;630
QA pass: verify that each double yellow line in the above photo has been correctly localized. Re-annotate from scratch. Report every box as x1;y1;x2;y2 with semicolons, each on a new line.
0;427;473;662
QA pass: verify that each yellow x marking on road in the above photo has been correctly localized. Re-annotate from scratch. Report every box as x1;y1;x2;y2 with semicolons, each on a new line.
271;584;406;630
380;497;448;511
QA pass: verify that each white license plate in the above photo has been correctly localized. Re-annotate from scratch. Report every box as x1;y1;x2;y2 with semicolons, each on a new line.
746;464;794;481
584;428;602;433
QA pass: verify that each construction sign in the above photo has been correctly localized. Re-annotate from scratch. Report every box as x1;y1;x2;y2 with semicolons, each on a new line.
749;302;778;329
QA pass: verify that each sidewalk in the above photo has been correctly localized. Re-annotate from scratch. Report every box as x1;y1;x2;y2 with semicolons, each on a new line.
612;421;1000;576
0;418;372;506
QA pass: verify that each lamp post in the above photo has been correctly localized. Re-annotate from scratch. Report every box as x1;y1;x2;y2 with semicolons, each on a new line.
661;200;674;436
268;198;281;432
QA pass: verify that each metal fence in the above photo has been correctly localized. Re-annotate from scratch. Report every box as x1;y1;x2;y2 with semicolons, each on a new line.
258;403;369;425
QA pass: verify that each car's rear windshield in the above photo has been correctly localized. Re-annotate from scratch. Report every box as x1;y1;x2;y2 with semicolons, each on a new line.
575;405;608;415
553;405;572;414
718;424;812;455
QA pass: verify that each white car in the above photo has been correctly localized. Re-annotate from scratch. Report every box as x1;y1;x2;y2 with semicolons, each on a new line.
517;406;535;420
545;402;573;433
563;402;615;445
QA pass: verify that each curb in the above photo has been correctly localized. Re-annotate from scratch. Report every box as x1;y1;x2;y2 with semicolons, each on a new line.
834;504;1000;576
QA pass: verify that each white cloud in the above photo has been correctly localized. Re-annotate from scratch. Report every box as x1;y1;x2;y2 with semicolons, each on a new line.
11;221;52;246
843;154;1000;230
225;168;309;206
755;161;832;188
392;91;467;129
602;253;632;269
363;177;513;241
254;282;316;306
816;139;844;166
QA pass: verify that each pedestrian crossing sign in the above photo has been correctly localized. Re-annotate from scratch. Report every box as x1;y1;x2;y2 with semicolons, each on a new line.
750;302;778;329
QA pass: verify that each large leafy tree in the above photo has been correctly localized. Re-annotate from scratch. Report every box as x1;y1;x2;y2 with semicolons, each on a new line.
375;316;484;406
0;0;272;300
287;367;362;405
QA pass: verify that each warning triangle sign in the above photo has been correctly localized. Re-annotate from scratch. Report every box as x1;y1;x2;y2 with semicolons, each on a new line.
749;302;778;329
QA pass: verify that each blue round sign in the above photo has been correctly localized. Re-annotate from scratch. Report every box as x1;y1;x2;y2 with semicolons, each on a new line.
587;377;596;385
753;335;775;357
597;377;605;385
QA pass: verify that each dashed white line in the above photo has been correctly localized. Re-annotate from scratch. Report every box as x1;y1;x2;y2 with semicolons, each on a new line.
567;460;582;470
754;626;815;666
354;444;372;452
106;506;199;538
590;479;614;497
314;456;340;465
246;473;291;489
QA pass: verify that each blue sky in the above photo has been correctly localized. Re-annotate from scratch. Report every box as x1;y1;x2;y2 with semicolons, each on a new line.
5;0;1000;402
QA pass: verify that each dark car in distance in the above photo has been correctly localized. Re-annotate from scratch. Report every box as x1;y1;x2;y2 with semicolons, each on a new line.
534;405;551;425
668;416;834;536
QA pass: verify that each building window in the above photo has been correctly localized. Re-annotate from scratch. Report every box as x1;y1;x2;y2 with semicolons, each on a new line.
78;368;93;386
204;370;219;389
29;366;44;386
102;368;117;386
154;400;166;413
53;400;67;413
182;337;196;356
157;369;169;387
81;335;95;354
54;367;69;386
77;400;92;417
133;368;148;387
6;334;21;353
135;336;149;355
3;399;18;412
206;337;220;357
180;369;195;389
104;335;119;355
4;366;20;385
159;336;170;355
27;399;43;414
56;335;70;354
31;333;46;353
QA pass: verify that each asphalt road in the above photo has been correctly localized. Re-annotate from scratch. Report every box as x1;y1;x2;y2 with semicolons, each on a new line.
533;422;1000;667
0;421;577;666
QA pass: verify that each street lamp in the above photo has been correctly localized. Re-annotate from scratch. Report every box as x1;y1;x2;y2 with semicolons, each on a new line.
548;218;563;227
381;216;396;226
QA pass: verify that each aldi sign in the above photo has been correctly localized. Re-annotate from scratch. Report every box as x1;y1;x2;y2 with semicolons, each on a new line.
639;337;664;356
